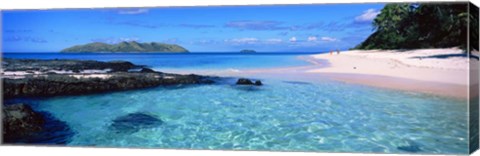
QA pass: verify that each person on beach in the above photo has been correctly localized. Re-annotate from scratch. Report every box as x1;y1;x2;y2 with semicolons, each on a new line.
337;50;340;55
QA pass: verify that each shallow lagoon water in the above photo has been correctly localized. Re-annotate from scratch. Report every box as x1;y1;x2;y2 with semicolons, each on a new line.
3;53;469;154
14;79;467;154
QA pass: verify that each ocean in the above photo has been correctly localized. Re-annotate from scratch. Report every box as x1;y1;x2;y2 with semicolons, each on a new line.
2;52;469;154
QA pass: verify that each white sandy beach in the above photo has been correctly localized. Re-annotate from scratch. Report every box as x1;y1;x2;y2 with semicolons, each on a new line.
308;48;469;85
305;48;472;98
169;48;472;98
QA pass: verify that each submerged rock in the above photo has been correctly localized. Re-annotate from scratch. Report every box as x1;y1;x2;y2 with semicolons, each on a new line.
3;103;75;144
2;103;45;141
110;113;163;133
236;78;262;86
397;140;422;153
397;145;422;153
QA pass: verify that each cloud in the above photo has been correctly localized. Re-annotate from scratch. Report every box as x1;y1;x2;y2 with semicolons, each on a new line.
289;37;297;42
221;10;379;33
178;24;215;29
4;36;47;43
162;38;181;44
354;9;380;23
307;36;317;42
223;38;285;45
112;20;215;29
115;21;162;29
320;37;338;42
91;37;140;44
265;38;283;44
194;39;220;45
118;9;149;15
284;36;340;49
225;37;259;44
225;20;288;31
278;10;379;32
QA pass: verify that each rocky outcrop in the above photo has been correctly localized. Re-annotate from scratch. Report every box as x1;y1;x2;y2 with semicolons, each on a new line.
2;104;45;141
2;58;139;72
236;78;262;86
2;59;216;99
3;72;215;99
3;103;75;144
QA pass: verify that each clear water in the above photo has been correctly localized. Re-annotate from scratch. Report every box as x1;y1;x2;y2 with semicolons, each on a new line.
2;53;469;154
2;53;313;70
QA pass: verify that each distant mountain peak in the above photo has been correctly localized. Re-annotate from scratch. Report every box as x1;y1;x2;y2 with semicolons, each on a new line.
61;41;189;53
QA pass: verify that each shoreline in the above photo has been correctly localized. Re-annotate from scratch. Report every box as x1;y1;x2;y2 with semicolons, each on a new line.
319;73;468;99
158;48;470;99
307;48;470;99
307;48;469;85
4;48;471;99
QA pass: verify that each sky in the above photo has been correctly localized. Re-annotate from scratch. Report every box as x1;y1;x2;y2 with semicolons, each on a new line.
2;3;385;52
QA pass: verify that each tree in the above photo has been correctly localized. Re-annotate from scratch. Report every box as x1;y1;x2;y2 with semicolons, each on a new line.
355;3;470;50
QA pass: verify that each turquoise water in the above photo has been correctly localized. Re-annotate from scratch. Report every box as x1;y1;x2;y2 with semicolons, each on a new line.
3;53;313;70
3;53;469;154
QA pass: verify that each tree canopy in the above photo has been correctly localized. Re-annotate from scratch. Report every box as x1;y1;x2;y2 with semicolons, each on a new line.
355;3;477;50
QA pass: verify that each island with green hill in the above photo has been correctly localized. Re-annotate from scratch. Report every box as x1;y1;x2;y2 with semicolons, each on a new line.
61;41;189;53
240;49;256;53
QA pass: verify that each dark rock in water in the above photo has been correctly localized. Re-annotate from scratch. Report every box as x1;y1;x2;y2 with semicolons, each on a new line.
28;112;75;144
233;85;263;92
110;113;163;133
3;59;218;99
3;72;216;99
236;78;254;85
397;145;422;153
397;140;422;153
2;103;45;141
140;68;155;73
236;78;262;86
2;103;74;144
2;58;139;72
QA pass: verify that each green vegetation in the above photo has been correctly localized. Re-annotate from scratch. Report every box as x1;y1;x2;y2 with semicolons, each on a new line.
61;41;189;53
470;3;479;52
355;3;476;50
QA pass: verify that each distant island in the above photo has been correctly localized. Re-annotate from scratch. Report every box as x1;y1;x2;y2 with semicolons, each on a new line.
240;49;256;53
61;41;189;53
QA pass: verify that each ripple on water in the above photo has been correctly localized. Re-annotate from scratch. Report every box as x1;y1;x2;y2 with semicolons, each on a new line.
22;79;469;154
